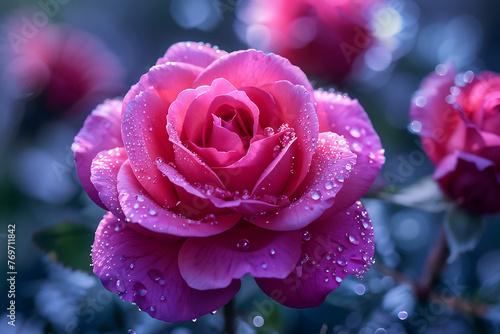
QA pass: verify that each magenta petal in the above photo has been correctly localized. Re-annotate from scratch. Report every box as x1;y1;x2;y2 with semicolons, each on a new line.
156;42;228;68
256;202;375;308
178;223;302;290
251;136;296;198
187;142;243;167
434;150;500;214
178;78;256;145
259;81;319;196
227;199;281;217
206;122;246;153
122;91;178;207
122;62;203;116
72;99;123;209
92;212;240;322
410;64;461;164
167;85;210;142
212;134;281;191
478;145;500;166
193;49;314;95
251;132;357;230
117;161;240;237
156;160;279;216
90;147;127;219
314;90;385;213
155;160;234;219
167;124;228;188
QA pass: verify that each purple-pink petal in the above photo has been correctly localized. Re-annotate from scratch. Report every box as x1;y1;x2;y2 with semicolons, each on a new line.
156;42;228;68
250;132;357;231
410;64;462;164
434;150;500;214
72;99;123;209
193;49;315;95
117;161;241;237
178;223;302;290
212;134;282;192
92;212;240;322
256;201;375;308
251;136;296;199
90;147;127;219
167;126;229;188
258;81;319;197
156;160;281;217
122;62;203;116
122;91;178;208
315;90;385;214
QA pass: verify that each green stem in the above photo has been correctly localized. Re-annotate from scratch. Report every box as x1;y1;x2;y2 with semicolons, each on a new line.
223;298;235;334
417;226;450;301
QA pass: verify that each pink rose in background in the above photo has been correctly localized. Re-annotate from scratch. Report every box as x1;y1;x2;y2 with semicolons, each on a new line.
411;64;500;214
1;10;124;114
238;0;384;83
73;42;385;321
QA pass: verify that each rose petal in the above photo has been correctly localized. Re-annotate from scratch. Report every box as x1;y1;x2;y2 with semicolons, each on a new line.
205;118;246;153
72;99;123;209
477;145;500;166
445;121;485;155
186;142;244;167
122;62;203;116
258;81;319;196
92;212;240;322
166;84;210;141
156;159;280;216
410;64;462;164
240;85;277;131
168;78;258;146
90;147;127;219
117;161;240;237
480;91;500;133
178;223;302;290
168;127;228;188
251;132;357;230
155;159;235;219
156;42;228;68
314;90;385;213
193;49;314;95
166;79;254;188
212;134;282;191
256;201;375;308
122;91;178;207
434;150;500;214
462;71;500;115
251;136;296;199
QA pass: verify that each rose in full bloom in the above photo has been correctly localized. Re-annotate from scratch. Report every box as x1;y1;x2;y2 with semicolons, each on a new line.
238;0;384;82
411;64;500;214
1;9;124;114
73;42;385;321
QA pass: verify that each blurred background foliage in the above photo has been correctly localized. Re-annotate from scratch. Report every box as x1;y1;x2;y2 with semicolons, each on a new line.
1;0;500;333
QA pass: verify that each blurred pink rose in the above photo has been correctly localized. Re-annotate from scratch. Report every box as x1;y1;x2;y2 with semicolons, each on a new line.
238;0;384;82
411;64;500;214
73;42;385;321
2;9;124;114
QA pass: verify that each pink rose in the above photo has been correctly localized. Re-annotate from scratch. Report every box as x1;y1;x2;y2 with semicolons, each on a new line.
2;9;124;114
411;64;500;214
238;0;383;82
73;42;385;321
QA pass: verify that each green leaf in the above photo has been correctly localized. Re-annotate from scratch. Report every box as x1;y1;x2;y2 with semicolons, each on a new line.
374;176;450;212
33;222;95;273
444;206;484;263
